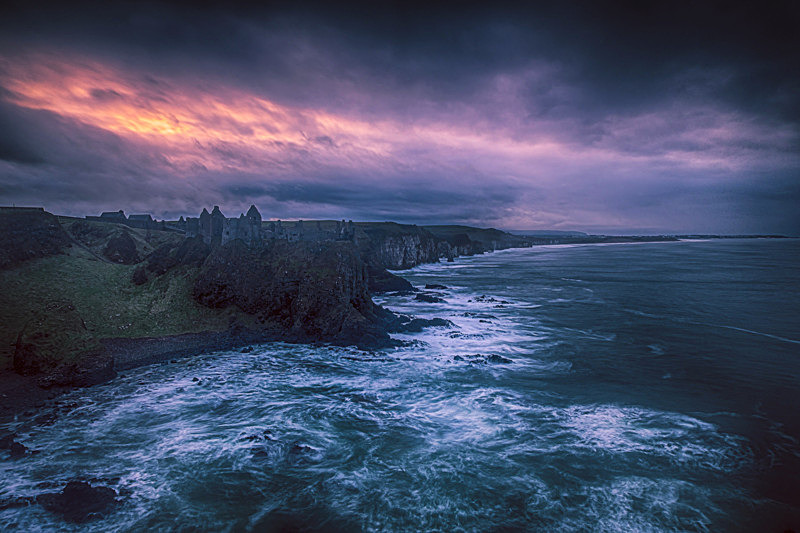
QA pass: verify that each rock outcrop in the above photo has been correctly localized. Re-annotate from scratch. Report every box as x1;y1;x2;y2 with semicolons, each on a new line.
102;231;139;264
193;239;395;347
0;208;71;269
13;300;114;387
37;481;118;523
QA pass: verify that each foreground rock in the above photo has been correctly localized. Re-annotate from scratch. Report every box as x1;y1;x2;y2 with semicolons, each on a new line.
14;300;114;387
37;481;118;523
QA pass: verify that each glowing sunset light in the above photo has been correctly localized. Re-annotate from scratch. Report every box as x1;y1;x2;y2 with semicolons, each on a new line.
0;1;797;233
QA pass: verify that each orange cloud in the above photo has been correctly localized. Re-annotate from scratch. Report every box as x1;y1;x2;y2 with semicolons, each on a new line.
1;51;774;186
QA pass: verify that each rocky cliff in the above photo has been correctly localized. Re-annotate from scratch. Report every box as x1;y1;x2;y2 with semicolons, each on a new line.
0;209;531;394
355;222;531;276
193;239;394;347
1;211;408;393
357;223;442;270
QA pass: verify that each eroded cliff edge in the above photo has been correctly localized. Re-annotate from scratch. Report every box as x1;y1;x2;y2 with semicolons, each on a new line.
0;209;532;417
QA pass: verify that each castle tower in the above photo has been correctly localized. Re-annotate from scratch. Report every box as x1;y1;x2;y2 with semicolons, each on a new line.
210;206;225;242
246;205;262;244
199;208;211;243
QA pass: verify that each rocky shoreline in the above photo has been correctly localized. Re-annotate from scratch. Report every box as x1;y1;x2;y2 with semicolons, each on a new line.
0;207;533;426
0;329;262;424
1;309;459;424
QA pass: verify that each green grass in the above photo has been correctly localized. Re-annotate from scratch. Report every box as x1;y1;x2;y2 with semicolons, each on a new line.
0;245;229;370
58;217;184;261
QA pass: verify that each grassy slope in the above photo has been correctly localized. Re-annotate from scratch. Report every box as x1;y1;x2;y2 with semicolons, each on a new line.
0;244;230;370
58;216;179;259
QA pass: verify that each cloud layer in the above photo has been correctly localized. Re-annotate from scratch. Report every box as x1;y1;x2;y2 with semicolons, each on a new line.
0;2;798;233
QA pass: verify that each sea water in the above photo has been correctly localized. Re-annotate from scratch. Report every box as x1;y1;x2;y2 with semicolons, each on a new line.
1;239;799;531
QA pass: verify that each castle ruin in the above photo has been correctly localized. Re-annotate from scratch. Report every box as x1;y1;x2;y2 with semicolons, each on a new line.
87;204;357;246
186;205;262;246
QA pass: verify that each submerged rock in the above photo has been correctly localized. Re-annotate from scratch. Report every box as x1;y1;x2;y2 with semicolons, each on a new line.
241;429;274;442
455;353;513;365
425;284;448;290
414;293;445;304
9;441;28;458
0;496;36;511
0;433;15;449
37;481;117;523
392;317;453;333
388;290;417;296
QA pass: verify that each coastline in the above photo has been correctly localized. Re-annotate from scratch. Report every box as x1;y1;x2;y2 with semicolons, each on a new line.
2;326;301;425
1;237;781;425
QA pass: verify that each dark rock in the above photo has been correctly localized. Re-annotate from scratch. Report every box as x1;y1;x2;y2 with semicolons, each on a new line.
0;496;36;511
388;290;416;296
191;377;199;382
414;293;445;304
193;240;394;348
486;354;513;364
37;481;117;523
144;237;210;278
286;442;316;464
241;430;274;442
425;284;448;290
289;443;311;454
9;441;28;458
453;355;464;361
0;433;16;449
14;300;115;387
33;412;59;427
463;312;497;319
391;317;453;333
102;231;139;264
145;244;179;276
240;345;253;353
0;209;72;270
173;236;210;267
131;265;148;285
366;263;414;293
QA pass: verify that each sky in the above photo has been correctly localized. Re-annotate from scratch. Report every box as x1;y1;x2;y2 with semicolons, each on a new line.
0;1;798;234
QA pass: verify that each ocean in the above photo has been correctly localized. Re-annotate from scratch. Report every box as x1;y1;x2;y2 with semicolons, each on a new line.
2;238;799;531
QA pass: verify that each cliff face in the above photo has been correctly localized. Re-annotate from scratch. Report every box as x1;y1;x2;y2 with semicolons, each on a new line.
1;211;405;392
354;223;436;270
193;239;393;347
356;222;531;274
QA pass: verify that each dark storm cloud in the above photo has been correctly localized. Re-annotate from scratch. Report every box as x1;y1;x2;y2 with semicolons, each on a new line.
0;1;798;233
4;1;798;121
